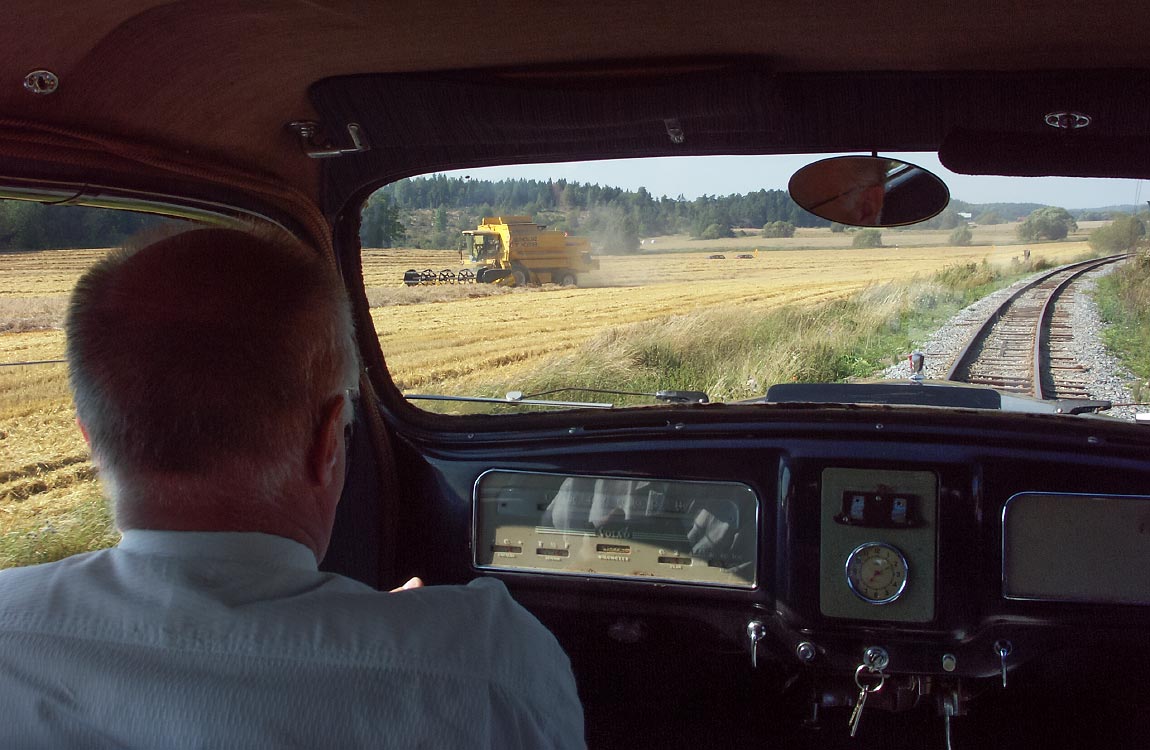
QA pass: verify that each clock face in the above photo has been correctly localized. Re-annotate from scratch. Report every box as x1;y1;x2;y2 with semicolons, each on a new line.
845;542;909;604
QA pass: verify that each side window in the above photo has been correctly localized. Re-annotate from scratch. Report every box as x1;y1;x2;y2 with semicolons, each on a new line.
0;201;182;569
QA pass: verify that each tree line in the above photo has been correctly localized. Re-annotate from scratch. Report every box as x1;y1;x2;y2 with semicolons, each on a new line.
379;175;829;232
0;201;176;251
360;175;831;253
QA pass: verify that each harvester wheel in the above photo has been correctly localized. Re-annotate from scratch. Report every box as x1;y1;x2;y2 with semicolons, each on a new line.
557;271;577;286
511;266;529;287
439;269;457;284
419;269;436;285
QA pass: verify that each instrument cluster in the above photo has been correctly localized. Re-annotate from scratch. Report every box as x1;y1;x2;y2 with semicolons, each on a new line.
474;469;759;589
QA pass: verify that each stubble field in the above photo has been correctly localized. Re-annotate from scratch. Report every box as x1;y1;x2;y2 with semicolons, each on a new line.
366;237;1091;394
0;228;1094;566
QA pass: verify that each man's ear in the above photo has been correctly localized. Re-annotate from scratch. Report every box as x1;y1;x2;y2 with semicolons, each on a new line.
308;395;346;486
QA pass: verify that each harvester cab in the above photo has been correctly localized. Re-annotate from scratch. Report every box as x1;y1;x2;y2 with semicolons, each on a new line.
464;231;502;263
461;227;516;284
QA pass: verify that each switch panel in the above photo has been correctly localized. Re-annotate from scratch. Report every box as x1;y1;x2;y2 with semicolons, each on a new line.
819;468;938;623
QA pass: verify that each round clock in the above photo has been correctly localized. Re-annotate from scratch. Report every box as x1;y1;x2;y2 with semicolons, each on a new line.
845;542;909;604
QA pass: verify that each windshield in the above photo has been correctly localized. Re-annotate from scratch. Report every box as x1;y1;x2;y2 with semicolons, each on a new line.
466;233;500;262
362;154;1150;420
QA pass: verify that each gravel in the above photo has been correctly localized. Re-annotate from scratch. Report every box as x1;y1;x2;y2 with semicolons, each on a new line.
879;265;1148;422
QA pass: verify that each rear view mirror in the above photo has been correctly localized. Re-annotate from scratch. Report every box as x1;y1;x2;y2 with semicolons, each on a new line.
788;156;949;227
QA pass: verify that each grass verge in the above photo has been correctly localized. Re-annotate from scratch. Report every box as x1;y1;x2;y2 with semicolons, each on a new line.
1093;250;1150;401
445;256;1068;410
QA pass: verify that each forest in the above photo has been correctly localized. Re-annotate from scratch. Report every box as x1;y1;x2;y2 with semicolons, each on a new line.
0;201;177;251
361;175;829;252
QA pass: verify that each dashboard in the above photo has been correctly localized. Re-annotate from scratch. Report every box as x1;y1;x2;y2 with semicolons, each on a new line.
361;405;1150;745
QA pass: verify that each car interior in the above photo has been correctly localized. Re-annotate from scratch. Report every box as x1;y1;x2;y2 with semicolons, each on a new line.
4;1;1150;747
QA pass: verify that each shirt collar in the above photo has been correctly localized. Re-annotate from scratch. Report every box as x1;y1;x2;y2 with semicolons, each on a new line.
118;530;319;571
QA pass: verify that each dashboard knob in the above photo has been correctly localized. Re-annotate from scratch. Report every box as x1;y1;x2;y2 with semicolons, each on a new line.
747;620;766;668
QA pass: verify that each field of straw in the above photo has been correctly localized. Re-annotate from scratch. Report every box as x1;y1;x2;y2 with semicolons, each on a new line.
0;228;1094;566
366;237;1092;394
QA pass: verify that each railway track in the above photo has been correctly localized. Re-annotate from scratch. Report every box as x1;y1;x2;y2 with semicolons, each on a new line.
946;255;1127;399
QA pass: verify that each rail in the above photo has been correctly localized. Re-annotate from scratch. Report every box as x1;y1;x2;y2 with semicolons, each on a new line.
946;255;1127;396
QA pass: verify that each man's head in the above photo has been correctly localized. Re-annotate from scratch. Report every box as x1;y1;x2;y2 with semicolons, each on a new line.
66;228;359;558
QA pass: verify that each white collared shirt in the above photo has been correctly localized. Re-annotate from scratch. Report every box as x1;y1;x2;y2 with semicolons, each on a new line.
0;531;584;748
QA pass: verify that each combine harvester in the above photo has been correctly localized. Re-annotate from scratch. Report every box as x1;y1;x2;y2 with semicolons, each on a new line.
403;216;598;287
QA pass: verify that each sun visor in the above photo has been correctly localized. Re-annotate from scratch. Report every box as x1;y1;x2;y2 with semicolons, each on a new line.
309;60;783;214
940;128;1150;179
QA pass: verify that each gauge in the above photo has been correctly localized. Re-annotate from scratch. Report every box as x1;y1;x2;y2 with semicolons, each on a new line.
845;542;909;604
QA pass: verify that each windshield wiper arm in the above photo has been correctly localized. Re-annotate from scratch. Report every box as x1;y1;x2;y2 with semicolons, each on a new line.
404;387;710;410
510;387;709;404
404;393;614;409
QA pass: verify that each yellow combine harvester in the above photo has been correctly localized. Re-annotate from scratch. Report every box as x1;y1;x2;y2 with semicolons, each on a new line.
404;216;598;287
464;216;598;286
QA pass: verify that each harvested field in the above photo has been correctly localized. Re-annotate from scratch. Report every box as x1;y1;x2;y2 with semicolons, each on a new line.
369;241;1094;393
0;248;111;298
0;248;112;333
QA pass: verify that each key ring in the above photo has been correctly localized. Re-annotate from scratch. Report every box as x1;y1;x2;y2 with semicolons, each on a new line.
854;663;886;693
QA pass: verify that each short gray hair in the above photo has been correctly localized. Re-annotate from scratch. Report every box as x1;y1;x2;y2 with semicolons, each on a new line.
66;227;359;508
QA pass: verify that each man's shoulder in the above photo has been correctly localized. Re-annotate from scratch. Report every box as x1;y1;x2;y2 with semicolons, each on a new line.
0;549;123;634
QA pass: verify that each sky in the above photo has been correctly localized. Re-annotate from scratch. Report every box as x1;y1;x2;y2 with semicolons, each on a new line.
439;152;1148;210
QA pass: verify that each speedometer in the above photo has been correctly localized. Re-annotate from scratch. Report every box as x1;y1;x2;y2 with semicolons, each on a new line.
474;470;759;588
845;542;909;604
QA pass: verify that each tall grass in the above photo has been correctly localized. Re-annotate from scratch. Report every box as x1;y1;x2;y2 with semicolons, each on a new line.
0;480;117;569
500;288;930;404
487;256;1068;405
1094;249;1150;401
934;256;1056;305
